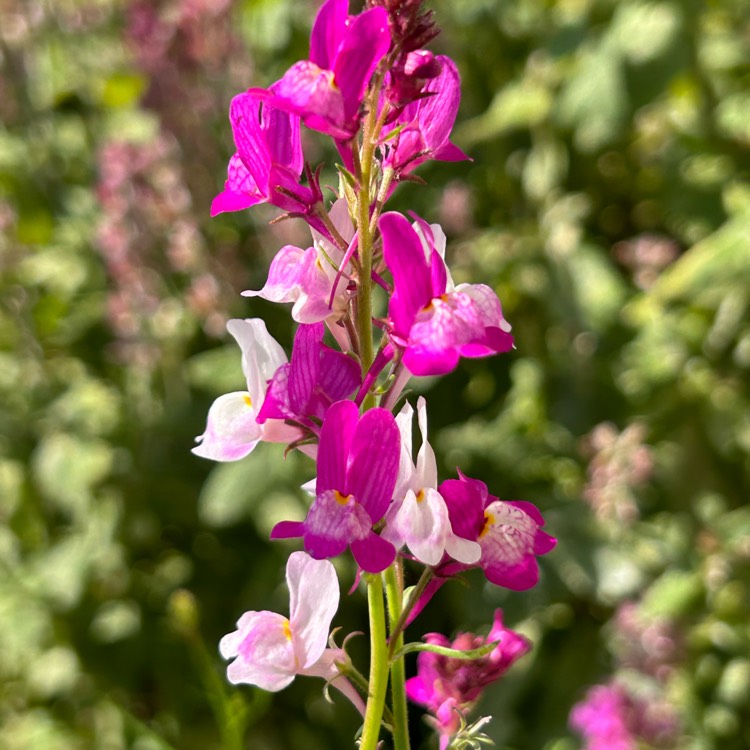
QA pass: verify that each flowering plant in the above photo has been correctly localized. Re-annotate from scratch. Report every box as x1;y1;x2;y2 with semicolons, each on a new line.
194;1;556;747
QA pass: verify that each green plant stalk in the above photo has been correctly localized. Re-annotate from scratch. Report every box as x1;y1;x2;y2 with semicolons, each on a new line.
360;574;390;750
385;564;411;750
388;566;434;658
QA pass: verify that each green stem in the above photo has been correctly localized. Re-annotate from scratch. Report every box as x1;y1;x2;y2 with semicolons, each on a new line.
384;564;411;750
354;71;385;380
388;567;434;659
360;575;389;750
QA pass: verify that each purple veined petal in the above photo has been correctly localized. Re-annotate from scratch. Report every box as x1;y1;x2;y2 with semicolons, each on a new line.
261;102;303;176
440;477;486;540
318;348;361;402
347;408;400;522
255;362;292;422
350;531;397;573
299;648;366;715
271;61;347;136
483;554;539;591
288;323;323;415
332;7;391;123
244;244;308;305
405;674;433;705
534;529;557;556
458;333;513;359
303;489;372;559
309;0;348;70
479;500;546;591
487;609;532;667
286;551;340;669
403;345;460;377
403;293;487;376
381;212;433;336
385;127;423;172
210;187;263;216
220;610;296;690
192;392;262;461
411;216;453;293
270;520;305;540
432;141;470;162
226;318;288;408
456;283;511;331
316;399;358;495
505;500;545;526
418;56;462;153
229;93;272;191
410;213;436;261
211;154;264;216
429;248;448;299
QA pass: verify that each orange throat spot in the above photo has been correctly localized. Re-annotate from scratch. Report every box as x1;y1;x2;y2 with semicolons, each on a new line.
479;510;495;538
334;490;352;506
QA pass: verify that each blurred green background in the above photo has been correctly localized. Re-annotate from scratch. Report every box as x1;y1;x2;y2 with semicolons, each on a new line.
1;0;749;748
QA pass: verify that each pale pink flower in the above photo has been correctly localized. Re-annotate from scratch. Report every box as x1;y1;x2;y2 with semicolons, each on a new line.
192;318;298;461
219;551;363;711
382;397;481;566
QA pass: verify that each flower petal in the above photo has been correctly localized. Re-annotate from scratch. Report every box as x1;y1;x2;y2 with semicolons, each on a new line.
381;212;433;337
332;7;391;122
350;531;397;574
229;92;272;191
347;408;400;522
309;0;348;70
303;489;372;559
226;318;288;408
221;610;296;691
211;154;263;216
286;551;339;669
192;392;262;461
316;400;358;494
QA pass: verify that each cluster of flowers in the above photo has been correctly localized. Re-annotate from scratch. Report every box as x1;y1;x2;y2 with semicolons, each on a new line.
193;1;556;747
570;602;682;750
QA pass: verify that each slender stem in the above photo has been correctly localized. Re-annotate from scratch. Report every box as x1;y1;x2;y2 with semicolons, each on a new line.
360;575;389;750
388;567;434;659
384;564;411;750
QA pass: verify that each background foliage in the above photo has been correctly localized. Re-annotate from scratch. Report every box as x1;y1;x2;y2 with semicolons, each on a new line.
1;0;748;748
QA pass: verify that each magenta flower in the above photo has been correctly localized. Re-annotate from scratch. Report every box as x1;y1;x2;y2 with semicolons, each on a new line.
380;211;514;376
441;472;556;590
406;610;531;749
192;319;300;462
256;321;361;428
244;199;355;323
271;400;400;573
381;55;469;178
220;551;363;711
211;91;324;225
382;397;481;566
570;684;636;750
254;0;391;141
